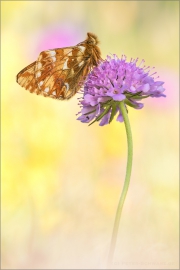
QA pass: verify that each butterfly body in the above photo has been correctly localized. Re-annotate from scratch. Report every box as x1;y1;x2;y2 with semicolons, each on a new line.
16;33;102;100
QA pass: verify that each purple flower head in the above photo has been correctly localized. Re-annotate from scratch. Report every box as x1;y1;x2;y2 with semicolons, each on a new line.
77;55;166;126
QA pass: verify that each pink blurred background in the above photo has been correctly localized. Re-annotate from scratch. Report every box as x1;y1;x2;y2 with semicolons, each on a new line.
1;1;179;269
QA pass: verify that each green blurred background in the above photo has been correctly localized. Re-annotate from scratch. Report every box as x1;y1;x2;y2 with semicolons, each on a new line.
1;1;179;269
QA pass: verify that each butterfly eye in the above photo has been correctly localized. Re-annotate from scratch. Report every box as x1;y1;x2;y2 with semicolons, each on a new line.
87;39;94;45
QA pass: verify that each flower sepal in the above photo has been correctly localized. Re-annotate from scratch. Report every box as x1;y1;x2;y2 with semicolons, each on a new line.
125;92;151;100
124;98;144;110
88;100;121;126
88;104;111;126
109;101;119;123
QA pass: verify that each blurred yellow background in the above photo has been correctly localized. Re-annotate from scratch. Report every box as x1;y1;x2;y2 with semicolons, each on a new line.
1;1;179;269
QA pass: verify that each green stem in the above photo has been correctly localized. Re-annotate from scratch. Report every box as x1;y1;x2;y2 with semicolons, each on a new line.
107;101;133;268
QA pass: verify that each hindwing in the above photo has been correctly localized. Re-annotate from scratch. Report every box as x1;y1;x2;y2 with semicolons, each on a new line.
16;33;102;100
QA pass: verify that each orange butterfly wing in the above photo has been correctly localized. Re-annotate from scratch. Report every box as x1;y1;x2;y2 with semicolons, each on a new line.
16;61;38;93
16;33;102;100
34;46;89;100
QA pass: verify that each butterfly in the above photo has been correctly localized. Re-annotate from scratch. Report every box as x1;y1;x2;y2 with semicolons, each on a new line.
16;33;102;100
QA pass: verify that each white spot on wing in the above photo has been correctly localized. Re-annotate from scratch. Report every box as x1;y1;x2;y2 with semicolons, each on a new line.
63;59;69;70
64;83;69;91
78;46;85;53
52;91;56;95
37;62;42;69
79;61;84;67
44;87;49;93
49;50;56;56
36;71;41;78
38;81;44;87
52;56;56;62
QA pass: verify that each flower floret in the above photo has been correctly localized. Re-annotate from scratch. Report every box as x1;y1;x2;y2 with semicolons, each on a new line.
77;55;165;126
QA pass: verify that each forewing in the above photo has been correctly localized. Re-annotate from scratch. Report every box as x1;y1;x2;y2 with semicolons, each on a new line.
34;46;89;100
